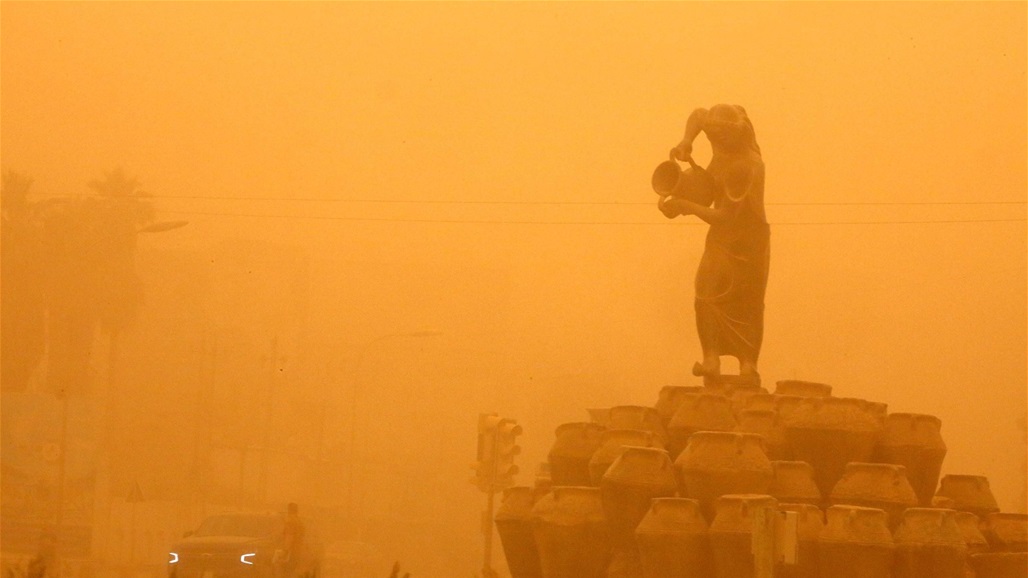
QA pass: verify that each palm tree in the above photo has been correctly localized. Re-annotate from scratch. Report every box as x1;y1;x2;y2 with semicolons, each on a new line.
86;167;156;336
38;168;157;395
2;166;171;395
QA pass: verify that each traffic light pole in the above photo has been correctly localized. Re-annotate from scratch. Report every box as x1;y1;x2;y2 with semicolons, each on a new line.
481;437;497;578
472;414;520;578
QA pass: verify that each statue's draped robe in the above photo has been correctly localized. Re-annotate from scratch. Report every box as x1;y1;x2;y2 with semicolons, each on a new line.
694;151;770;364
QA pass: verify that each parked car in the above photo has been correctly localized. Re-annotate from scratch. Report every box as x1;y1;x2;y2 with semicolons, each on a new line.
169;512;321;578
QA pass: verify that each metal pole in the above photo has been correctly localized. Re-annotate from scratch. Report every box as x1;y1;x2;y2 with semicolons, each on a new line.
258;337;278;504
752;505;775;578
204;337;217;518
55;391;70;558
239;448;246;508
481;426;498;578
129;501;137;566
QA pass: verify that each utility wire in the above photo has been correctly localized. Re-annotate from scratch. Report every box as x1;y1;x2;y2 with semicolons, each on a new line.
160;209;1027;226
28;193;1027;207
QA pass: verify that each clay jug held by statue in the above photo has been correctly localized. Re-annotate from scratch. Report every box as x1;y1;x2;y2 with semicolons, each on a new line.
652;153;716;207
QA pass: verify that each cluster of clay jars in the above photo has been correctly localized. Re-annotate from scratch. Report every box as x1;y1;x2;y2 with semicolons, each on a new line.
505;486;1019;578
933;474;1028;578
504;380;1025;578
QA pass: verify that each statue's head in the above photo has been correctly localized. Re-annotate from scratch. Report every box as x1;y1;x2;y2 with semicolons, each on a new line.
705;104;759;153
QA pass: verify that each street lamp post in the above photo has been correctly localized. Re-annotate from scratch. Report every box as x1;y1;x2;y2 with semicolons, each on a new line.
345;330;440;534
91;219;189;564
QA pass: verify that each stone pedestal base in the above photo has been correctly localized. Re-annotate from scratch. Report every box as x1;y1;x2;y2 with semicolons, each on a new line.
702;373;762;389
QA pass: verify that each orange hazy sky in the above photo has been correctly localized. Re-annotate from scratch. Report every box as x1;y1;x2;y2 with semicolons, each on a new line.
2;0;1026;532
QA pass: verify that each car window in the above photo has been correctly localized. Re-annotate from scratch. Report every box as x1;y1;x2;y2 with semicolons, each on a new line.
194;515;283;538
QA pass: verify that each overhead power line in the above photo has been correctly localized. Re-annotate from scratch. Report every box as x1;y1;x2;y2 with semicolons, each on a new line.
29;193;1027;207
159;209;1027;227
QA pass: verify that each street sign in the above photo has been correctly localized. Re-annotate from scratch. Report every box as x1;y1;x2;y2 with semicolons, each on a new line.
776;510;798;564
752;507;799;577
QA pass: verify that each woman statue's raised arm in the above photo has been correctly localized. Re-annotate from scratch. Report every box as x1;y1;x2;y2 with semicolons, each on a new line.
670;107;709;162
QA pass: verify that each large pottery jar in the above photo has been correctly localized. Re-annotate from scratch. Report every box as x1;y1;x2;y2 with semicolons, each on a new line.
587;408;612;427
607;406;667;442
864;402;889;426
735;409;788;460
599;447;678;546
957;511;990;578
728;386;770;419
828;462;918;528
654;385;705;427
875;413;947;506
675;432;773;520
981;513;1028;552
936;475;1001;519
534;463;553;503
531;486;611;578
548;423;606;486
774;395;808;428
818;505;895;578
784;397;882;496
769;461;821;507
776;503;824;578
635;498;711;578
969;552;1028;578
774;380;832;398
709;494;778;578
742;393;778;414
495;487;543;578
667;394;736;457
589;429;665;486
956;512;991;555
605;548;642;578
892;508;967;578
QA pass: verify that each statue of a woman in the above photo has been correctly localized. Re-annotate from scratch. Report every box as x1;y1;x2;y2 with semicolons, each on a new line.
658;104;770;383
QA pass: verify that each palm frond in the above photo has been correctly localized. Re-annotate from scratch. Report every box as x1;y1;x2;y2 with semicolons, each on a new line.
88;167;144;198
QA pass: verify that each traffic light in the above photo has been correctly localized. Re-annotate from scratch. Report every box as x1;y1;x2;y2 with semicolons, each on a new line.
470;413;522;493
471;413;502;492
493;419;522;490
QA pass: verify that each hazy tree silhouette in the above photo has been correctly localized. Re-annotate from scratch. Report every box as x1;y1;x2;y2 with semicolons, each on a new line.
1;171;47;391
86;168;155;340
50;168;156;395
0;167;156;395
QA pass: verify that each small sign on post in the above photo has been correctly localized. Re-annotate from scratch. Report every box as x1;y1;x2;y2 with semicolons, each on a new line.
752;506;775;578
752;506;799;577
776;510;798;565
